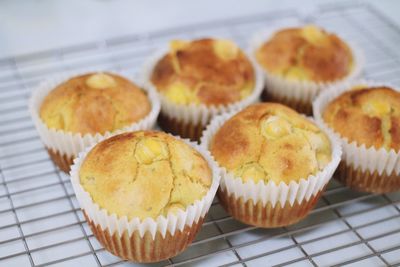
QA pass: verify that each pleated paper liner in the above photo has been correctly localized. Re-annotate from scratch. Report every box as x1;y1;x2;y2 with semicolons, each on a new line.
217;186;325;228
336;162;400;194
313;79;400;193
141;45;265;141
29;70;160;173
262;91;312;115
249;23;364;115
157;112;205;142
200;110;342;228
70;134;220;263
85;213;204;263
46;148;74;173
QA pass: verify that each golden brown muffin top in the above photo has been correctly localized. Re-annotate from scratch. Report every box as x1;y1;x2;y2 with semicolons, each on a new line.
210;103;332;184
151;38;255;106
323;86;400;151
255;25;353;82
40;72;151;135
79;131;212;220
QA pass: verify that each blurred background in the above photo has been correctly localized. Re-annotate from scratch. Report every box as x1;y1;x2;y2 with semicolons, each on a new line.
1;0;400;58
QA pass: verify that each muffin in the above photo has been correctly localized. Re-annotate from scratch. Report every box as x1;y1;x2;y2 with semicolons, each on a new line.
70;131;220;262
145;38;264;141
29;71;160;172
253;25;361;115
314;81;400;193
201;103;341;227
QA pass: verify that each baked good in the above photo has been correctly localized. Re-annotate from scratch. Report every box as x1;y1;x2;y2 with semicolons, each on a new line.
80;131;212;220
253;25;359;115
202;103;340;227
256;25;353;82
211;102;331;182
30;72;159;173
316;84;400;193
151;39;254;106
323;86;400;151
71;131;219;262
148;38;262;141
40;72;151;135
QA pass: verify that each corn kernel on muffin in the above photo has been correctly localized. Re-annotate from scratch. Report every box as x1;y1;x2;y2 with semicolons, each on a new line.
40;72;151;135
321;85;400;193
150;38;258;140
80;131;212;220
208;103;335;227
254;25;356;115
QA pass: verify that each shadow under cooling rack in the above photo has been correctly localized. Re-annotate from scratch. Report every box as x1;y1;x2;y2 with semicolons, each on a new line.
1;2;400;267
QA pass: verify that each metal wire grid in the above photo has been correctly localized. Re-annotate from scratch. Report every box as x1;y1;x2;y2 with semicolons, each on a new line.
0;2;400;266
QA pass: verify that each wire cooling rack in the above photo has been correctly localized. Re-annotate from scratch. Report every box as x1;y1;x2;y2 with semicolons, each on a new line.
1;2;400;267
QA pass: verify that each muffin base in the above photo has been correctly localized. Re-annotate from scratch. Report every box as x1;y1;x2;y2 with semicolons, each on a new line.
46;148;74;173
85;212;204;263
217;188;323;228
262;89;312;115
336;162;400;193
158;113;205;142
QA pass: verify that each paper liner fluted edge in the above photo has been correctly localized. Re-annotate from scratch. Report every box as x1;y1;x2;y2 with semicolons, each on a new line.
157;112;205;141
336;162;400;193
46;149;74;173
217;185;326;228
262;92;314;115
70;133;220;240
140;44;265;127
200;109;342;208
313;79;400;176
28;69;161;159
248;23;364;105
84;212;204;262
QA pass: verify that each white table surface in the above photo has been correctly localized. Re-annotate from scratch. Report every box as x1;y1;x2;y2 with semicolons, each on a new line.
1;0;400;58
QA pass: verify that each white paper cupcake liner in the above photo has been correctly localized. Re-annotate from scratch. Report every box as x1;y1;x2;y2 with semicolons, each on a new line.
249;23;364;107
70;133;220;239
140;43;264;127
313;79;400;176
29;69;161;159
200;110;342;208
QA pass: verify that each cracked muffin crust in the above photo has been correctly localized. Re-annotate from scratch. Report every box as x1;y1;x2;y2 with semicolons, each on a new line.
39;72;151;135
79;131;212;220
210;103;332;184
323;86;400;151
255;25;353;82
151;38;255;106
